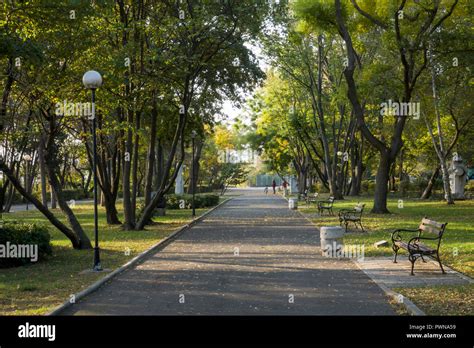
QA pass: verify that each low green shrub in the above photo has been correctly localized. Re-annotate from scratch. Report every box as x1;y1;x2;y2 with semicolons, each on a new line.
0;222;52;268
60;189;90;201
8;188;89;204
135;194;219;217
165;194;219;209
361;180;376;194
313;182;328;193
465;180;474;193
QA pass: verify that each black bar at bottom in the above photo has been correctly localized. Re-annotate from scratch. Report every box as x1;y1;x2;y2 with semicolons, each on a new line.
0;316;472;346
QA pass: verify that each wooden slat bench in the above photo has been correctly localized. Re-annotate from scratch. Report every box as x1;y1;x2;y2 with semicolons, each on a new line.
305;192;319;205
317;196;335;216
391;217;448;275
299;189;309;201
338;203;366;232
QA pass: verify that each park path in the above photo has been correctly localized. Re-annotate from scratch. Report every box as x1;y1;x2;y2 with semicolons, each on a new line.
61;189;395;315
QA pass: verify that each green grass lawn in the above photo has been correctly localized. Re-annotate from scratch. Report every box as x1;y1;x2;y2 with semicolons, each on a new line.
298;194;474;315
395;285;473;316
2;193;472;316
0;199;225;315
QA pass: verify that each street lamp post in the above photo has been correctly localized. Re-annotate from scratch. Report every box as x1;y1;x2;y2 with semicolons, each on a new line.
23;154;32;211
83;70;103;272
191;130;197;218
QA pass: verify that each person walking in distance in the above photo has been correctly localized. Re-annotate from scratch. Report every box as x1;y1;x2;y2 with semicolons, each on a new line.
264;186;269;195
282;180;289;196
272;179;276;194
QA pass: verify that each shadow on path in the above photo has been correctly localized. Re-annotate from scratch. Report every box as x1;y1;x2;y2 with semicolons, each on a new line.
61;190;395;315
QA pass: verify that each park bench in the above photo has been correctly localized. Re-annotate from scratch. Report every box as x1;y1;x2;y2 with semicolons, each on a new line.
338;203;366;232
304;191;319;204
317;196;335;216
391;217;447;276
299;188;309;201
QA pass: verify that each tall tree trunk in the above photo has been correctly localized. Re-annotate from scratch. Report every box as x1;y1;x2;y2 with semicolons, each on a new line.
313;34;342;199
427;49;454;204
100;188;105;206
122;108;135;230
421;166;440;199
439;160;453;204
84;169;92;196
119;0;135;229
136;105;187;230
388;162;396;192
0;159;89;249
84;113;121;225
47;166;92;249
335;0;407;213
373;151;391;213
0;57;14;133
349;137;363;196
102;188;120;223
44;118;92;248
154;139;164;191
398;148;405;194
187;138;203;194
38;135;48;207
0;180;8;213
131;111;141;221
144;99;158;206
153;139;167;217
5;180;14;212
50;184;57;209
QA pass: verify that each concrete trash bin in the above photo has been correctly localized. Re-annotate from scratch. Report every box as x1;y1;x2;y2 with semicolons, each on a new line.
320;226;344;257
288;198;298;210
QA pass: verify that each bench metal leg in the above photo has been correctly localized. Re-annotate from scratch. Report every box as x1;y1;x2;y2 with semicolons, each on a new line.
437;253;446;274
359;221;365;233
408;254;416;275
392;245;399;263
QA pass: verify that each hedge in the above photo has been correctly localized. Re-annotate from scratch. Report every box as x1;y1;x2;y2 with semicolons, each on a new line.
0;222;52;268
165;194;220;209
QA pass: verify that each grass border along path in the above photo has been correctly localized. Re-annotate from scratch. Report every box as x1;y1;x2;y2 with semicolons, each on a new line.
0;197;229;316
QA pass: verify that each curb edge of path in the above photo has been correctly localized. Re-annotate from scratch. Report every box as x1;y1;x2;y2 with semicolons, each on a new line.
47;197;233;316
351;260;425;316
280;194;425;316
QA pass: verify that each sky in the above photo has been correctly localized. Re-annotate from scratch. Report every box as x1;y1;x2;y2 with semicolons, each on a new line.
217;41;269;127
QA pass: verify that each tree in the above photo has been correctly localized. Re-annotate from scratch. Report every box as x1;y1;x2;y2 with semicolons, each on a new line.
294;0;461;212
218;163;249;195
0;0;97;248
135;0;268;230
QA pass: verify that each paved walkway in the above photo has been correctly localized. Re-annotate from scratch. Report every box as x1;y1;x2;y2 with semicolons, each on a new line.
357;257;473;288
61;189;395;315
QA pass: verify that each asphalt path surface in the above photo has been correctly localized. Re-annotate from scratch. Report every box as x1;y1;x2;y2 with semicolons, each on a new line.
61;189;395;315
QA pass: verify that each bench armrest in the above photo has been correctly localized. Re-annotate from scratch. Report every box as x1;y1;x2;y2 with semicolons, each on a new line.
339;208;356;214
339;209;356;219
391;228;419;243
407;233;442;253
317;200;333;206
414;235;441;242
407;236;422;251
407;235;436;250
